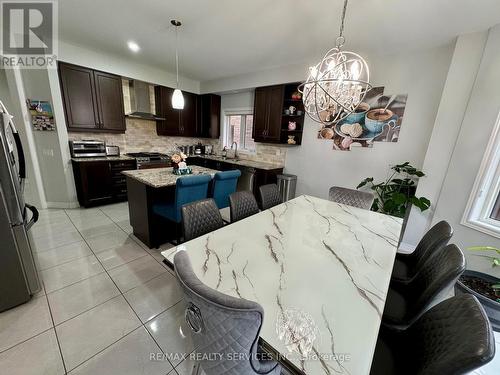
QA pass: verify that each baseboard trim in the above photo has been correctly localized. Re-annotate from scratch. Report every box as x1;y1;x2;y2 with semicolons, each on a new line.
398;241;416;254
46;201;80;209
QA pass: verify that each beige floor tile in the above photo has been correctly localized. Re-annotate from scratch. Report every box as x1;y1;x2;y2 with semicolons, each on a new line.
108;256;166;293
146;301;194;367
124;272;183;323
85;231;132;253
0;329;65;375
33;230;83;252
95;240;148;270
0;296;53;352
41;255;104;293
36;241;92;271
56;296;141;371
47;273;120;325
79;223;124;240
31;221;76;239
69;327;172;375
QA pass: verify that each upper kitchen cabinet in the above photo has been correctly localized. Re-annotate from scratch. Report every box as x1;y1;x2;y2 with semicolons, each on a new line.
253;82;304;145
155;86;198;136
155;86;180;136
58;62;126;133
155;86;220;138
198;94;221;139
253;85;284;143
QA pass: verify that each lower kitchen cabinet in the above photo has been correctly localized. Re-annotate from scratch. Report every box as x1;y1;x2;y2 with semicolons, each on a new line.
189;157;283;196
71;159;136;208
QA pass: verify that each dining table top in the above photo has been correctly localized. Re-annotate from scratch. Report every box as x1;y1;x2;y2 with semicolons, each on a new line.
162;195;402;374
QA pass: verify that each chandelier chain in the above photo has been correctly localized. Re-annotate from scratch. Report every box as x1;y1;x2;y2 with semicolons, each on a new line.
339;0;349;39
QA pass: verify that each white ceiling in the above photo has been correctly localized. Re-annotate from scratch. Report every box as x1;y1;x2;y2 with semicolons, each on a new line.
58;0;500;82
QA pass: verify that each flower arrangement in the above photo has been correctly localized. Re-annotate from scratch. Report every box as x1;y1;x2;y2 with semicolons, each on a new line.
171;152;192;175
171;152;187;170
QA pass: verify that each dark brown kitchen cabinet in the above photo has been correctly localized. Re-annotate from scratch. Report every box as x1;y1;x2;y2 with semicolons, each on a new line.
59;62;125;133
155;86;220;139
180;91;198;137
198;94;221;139
155;86;180;136
253;85;284;143
155;86;198;137
71;159;136;207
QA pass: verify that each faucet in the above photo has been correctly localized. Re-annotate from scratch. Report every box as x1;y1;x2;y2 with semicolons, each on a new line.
231;142;238;159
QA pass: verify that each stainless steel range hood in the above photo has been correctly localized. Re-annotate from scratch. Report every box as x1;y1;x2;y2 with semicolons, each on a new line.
126;80;165;121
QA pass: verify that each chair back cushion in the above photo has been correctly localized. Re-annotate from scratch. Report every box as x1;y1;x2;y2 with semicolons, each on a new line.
182;198;224;241
411;220;453;270
328;186;374;210
174;251;280;375
212;170;242;209
173;175;212;222
258;184;281;210
229;191;260;222
409;294;495;375
409;244;465;317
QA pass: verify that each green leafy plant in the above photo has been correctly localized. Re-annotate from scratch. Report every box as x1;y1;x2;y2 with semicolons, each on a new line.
466;247;500;300
468;246;500;268
357;162;430;218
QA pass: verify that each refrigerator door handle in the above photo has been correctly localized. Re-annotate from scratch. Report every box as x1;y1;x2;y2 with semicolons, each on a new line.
12;131;26;180
25;204;38;230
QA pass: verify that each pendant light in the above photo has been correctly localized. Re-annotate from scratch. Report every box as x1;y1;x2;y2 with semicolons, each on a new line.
299;0;371;126
171;20;184;110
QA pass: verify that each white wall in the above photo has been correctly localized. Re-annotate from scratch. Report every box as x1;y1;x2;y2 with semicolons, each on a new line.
289;46;453;199
431;25;500;275
59;40;200;93
205;45;455;198
401;31;489;249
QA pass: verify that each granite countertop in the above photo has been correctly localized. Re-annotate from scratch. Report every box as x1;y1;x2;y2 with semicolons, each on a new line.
194;154;284;170
71;155;135;162
163;195;403;374
122;166;218;188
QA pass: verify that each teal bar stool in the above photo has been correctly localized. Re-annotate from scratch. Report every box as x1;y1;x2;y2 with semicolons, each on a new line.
210;170;241;222
153;174;212;242
211;170;241;208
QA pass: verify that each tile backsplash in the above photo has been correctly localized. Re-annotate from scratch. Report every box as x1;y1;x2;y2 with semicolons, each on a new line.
68;118;287;165
68;118;219;155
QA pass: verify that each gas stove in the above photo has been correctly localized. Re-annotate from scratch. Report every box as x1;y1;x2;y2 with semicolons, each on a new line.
126;152;170;169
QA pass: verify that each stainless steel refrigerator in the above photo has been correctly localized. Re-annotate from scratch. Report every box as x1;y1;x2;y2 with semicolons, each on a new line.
0;101;40;312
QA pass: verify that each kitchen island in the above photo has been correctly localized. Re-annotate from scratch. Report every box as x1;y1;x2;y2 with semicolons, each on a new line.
123;166;218;248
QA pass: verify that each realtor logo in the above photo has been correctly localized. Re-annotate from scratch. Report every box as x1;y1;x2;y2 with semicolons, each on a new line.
0;1;57;68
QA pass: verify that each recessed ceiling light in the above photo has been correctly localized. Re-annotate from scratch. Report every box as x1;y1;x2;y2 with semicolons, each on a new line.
127;41;140;53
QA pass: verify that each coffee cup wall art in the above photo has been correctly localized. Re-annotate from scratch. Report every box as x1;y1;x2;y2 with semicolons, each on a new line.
316;87;408;151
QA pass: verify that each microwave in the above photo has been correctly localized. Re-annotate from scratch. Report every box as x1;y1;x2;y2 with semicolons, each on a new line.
69;140;106;158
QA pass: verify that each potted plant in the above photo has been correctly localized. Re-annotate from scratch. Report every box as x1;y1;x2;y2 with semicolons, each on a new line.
357;162;431;218
455;246;500;331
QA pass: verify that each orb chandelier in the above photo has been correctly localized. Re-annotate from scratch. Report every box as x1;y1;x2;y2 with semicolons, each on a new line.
299;0;372;126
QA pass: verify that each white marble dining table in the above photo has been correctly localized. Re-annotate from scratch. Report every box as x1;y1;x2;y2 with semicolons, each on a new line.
162;195;402;375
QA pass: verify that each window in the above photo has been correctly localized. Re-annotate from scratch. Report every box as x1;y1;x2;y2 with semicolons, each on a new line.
224;112;255;152
463;112;500;238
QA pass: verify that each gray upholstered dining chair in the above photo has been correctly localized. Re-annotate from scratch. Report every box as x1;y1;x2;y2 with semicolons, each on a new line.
258;184;282;210
229;191;260;222
181;198;224;241
392;220;453;284
383;244;466;328
328;186;374;210
173;250;281;375
371;294;495;375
